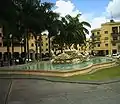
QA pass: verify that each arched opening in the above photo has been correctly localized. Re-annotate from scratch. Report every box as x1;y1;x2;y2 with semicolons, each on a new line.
21;52;26;58
13;52;19;59
3;52;11;61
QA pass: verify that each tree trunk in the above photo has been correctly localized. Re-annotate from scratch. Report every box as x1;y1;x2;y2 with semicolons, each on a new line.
26;30;29;62
48;35;51;57
7;35;10;66
39;36;42;61
35;40;38;61
11;36;14;59
24;32;27;63
21;44;23;53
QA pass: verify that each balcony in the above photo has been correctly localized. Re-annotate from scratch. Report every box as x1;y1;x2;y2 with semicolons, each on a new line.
112;39;120;43
91;35;100;39
111;32;120;37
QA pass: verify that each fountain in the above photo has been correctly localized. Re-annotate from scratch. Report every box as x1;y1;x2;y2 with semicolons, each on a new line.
2;48;116;77
51;49;88;64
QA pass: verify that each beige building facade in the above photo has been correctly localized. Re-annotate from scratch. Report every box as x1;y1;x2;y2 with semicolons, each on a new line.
0;28;50;60
91;20;120;56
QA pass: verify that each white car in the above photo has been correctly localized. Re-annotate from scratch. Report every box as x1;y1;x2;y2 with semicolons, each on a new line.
26;59;32;62
112;54;120;59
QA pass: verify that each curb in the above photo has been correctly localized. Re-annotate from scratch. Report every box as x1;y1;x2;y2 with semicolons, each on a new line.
1;74;120;85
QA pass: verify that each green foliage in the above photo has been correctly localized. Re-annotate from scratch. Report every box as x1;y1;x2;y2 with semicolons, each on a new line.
53;14;91;51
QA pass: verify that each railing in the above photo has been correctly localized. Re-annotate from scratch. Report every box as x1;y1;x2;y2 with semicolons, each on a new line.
112;40;120;43
111;32;120;37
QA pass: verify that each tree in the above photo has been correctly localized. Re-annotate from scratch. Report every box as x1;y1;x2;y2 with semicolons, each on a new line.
14;0;44;61
0;0;18;64
53;14;91;52
42;2;60;57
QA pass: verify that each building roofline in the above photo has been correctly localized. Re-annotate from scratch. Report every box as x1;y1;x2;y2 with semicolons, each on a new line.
91;28;101;32
101;21;120;26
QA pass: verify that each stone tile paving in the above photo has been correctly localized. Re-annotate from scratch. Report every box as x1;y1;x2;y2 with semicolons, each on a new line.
5;79;120;104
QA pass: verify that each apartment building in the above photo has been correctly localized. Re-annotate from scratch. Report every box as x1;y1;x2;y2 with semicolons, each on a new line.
91;20;120;56
0;28;50;60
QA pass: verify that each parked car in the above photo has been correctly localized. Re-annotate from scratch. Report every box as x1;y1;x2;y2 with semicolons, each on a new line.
26;58;32;62
13;58;19;65
112;53;120;59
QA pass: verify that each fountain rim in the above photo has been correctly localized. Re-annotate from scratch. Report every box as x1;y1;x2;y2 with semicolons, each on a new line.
1;57;116;73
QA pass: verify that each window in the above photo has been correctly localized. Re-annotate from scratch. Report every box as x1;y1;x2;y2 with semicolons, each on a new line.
105;37;108;40
97;32;100;34
113;37;118;40
105;44;108;47
112;27;118;33
46;43;48;46
0;43;2;47
98;44;100;47
92;33;94;36
31;43;34;47
46;49;48;51
104;31;108;34
0;33;1;37
46;38;47;40
112;49;117;54
112;43;116;46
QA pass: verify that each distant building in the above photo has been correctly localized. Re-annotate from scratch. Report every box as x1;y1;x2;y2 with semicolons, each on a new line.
0;28;50;61
91;19;120;56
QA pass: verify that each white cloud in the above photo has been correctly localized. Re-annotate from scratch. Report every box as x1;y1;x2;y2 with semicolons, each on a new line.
54;0;80;17
91;16;108;29
106;0;120;19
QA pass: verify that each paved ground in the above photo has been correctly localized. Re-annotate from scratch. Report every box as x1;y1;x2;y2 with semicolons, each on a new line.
1;78;120;104
0;79;12;104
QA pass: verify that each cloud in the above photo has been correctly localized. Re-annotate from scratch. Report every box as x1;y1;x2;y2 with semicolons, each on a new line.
106;0;120;19
54;0;80;17
91;16;108;29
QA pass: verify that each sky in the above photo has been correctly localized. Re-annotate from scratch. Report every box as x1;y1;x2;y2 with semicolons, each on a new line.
42;0;120;37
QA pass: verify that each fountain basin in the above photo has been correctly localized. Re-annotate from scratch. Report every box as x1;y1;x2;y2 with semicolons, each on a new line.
0;57;117;77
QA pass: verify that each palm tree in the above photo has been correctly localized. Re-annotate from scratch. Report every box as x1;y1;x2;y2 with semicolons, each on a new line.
41;2;60;57
14;0;43;62
53;14;91;52
0;0;18;65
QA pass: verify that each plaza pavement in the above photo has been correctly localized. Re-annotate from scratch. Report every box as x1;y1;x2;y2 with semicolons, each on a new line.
1;77;120;104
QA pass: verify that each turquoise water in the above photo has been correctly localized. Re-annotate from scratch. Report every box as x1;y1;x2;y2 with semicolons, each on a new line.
15;57;113;71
